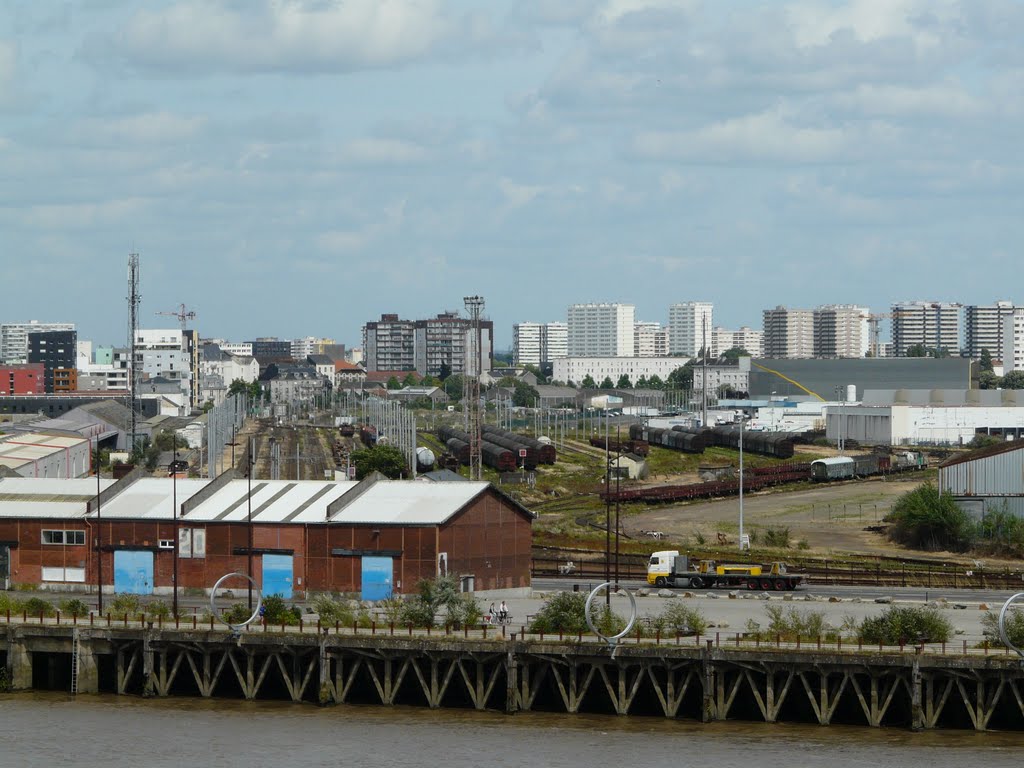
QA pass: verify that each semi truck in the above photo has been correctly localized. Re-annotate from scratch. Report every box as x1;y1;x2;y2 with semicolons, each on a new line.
647;550;803;591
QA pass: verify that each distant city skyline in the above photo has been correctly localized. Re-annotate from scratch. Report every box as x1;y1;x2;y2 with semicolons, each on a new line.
3;1;1021;349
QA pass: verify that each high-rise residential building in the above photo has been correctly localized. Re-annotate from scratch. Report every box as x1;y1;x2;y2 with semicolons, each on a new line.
135;329;200;407
249;338;292;366
363;315;416;372
668;302;713;356
965;301;1015;360
731;327;764;358
27;330;77;393
633;322;669;357
290;337;337;360
546;323;568;361
567;303;635;357
1;321;75;364
414;312;493;378
762;307;814;358
1002;308;1024;372
813;304;870;358
513;323;546;366
890;301;961;357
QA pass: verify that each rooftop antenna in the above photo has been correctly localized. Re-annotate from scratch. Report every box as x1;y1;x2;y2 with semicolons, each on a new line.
128;253;141;452
464;296;485;480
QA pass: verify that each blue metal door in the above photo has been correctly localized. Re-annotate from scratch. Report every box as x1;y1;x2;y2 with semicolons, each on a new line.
262;554;294;598
361;556;393;601
113;550;153;595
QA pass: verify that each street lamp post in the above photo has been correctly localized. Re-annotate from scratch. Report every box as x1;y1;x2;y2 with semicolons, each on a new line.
171;441;179;618
247;437;255;611
95;452;103;614
738;413;745;551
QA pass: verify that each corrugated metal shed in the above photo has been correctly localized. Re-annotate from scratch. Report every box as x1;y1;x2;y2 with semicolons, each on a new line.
184;480;354;523
329;481;490;526
938;441;1024;497
95;478;211;519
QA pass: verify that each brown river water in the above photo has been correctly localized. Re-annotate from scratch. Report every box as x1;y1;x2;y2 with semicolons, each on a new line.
1;693;1021;768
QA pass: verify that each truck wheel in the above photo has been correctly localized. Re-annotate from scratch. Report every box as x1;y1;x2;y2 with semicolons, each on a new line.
690;577;704;589
747;579;759;590
773;579;786;591
655;577;666;587
759;578;772;591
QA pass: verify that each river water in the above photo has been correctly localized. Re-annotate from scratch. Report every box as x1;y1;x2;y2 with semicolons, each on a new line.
1;694;1021;768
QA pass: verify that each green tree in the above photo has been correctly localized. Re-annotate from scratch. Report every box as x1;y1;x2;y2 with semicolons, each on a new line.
443;374;464;401
228;378;249;397
978;370;1000;390
581;374;597;389
666;365;694;390
402;372;419;387
386;376;402;390
399;575;482;629
906;344;928;358
647;374;664;390
420;374;438;387
721;346;749;361
599;376;614;389
511;380;539;408
1002;371;1024;389
635;375;648;389
979;348;994;373
885;484;974;551
349;444;408;479
438;362;452;381
616;374;633;388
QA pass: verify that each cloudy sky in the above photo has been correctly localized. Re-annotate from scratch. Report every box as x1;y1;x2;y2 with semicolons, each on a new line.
2;0;1021;349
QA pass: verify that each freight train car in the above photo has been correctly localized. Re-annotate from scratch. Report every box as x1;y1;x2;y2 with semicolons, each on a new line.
482;426;556;464
627;423;705;454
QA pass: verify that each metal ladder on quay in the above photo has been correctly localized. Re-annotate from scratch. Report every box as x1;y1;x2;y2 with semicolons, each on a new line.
70;628;79;695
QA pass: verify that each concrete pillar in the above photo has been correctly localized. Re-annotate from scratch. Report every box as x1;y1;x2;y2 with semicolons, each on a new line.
702;640;716;722
911;657;923;731
7;640;32;691
505;650;518;714
76;637;100;694
318;641;331;705
142;631;156;698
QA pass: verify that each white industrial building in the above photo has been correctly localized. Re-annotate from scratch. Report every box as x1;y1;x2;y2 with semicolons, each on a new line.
0;431;91;478
553;357;688;386
690;357;751;395
825;390;1024;446
567;303;635;357
669;302;713;357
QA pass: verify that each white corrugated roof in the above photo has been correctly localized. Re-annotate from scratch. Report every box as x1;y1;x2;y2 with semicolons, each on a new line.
811;456;854;466
330;481;489;525
0;477;116;518
183;480;355;523
95;478;210;519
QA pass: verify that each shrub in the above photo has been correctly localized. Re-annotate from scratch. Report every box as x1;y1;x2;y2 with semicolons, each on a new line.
396;575;479;629
312;594;356;626
528;592;589;635
746;605;831;642
145;601;174;620
763;526;791;548
975;505;1024;555
58;598;91;617
378;595;404;626
21;597;56;617
981;608;1024;648
0;593;24;614
262;595;300;625
109;593;141;616
651;603;707;636
885;484;974;552
858;605;953;644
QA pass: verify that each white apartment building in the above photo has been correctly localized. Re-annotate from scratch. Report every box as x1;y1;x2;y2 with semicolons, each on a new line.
710;326;764;358
891;301;961;357
763;307;814;358
668;302;713;356
135;328;200;407
965;301;1014;360
1;321;75;364
290;337;335;360
553;357;688;386
1003;308;1024;372
567;303;635;357
813;304;870;358
514;322;568;367
633;322;669;357
218;341;254;357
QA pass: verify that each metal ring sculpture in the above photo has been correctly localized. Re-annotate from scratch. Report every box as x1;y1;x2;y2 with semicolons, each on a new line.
210;572;263;632
585;582;638;651
998;592;1024;659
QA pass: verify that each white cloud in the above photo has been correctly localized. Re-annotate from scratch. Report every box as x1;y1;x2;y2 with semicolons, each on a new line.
75;112;206;145
335;137;428;165
594;0;697;25
784;0;957;51
106;0;478;74
498;177;546;209
4;197;148;230
833;82;979;117
315;229;370;253
633;108;848;163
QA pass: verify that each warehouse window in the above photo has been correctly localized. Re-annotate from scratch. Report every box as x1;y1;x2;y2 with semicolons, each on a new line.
41;529;86;545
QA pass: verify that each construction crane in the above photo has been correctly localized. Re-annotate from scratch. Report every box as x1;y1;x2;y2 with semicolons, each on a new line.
156;303;197;331
867;313;895;358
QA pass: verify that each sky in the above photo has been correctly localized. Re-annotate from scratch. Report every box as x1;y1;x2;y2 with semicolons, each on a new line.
2;0;1022;350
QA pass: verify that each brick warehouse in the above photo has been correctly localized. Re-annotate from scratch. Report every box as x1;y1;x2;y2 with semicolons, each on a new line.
0;472;534;599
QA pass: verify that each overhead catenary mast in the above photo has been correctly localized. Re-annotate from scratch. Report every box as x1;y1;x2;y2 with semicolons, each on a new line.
463;296;485;481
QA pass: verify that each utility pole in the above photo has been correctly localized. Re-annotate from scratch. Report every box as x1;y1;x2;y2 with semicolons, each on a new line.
464;296;485;480
127;253;141;454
